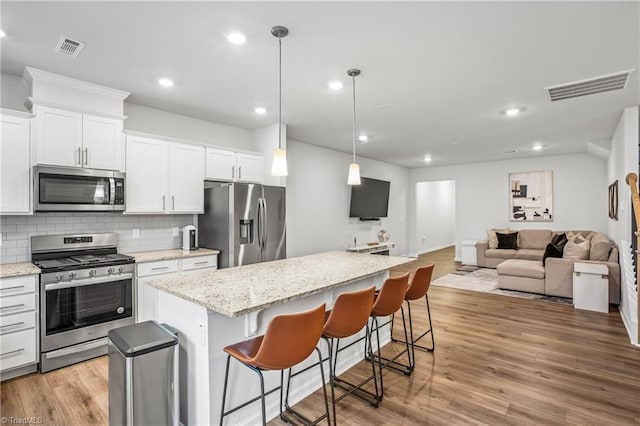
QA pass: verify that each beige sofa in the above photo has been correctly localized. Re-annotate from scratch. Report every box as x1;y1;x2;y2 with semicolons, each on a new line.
476;229;620;304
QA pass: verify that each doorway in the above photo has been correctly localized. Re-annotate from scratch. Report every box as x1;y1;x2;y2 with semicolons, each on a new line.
415;180;456;255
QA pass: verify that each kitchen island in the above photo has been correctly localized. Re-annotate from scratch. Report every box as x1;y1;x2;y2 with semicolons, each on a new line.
147;251;413;425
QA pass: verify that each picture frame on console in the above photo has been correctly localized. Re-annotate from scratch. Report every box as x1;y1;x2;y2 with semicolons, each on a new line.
509;170;554;222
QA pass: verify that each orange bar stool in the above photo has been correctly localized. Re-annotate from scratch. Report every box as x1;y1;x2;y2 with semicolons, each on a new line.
391;264;435;371
367;273;411;399
322;286;377;423
219;304;330;426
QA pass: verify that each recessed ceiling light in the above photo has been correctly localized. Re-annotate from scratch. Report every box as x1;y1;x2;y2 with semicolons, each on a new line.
502;106;526;117
358;135;369;142
158;78;174;87
532;144;543;151
0;30;5;38
424;155;432;163
328;81;343;90
227;32;246;45
254;107;266;115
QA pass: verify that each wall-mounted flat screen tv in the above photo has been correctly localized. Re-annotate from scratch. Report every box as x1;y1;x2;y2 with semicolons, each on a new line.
349;177;390;220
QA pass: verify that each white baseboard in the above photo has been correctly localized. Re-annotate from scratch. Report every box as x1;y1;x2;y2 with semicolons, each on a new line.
416;243;455;256
618;304;639;347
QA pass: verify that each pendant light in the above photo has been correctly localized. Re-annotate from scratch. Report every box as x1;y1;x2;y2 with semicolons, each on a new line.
271;26;288;177
347;68;361;185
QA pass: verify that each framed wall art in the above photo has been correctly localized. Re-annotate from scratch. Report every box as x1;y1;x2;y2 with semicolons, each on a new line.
609;180;618;220
509;170;554;222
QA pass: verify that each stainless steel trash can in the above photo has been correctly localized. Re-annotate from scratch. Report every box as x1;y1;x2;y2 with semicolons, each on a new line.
108;321;179;426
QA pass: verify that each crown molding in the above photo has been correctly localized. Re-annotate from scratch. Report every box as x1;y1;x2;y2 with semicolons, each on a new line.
25;97;127;121
0;108;35;119
122;129;262;156
23;66;130;100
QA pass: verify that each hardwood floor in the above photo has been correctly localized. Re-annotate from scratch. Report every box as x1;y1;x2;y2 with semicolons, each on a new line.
2;246;639;425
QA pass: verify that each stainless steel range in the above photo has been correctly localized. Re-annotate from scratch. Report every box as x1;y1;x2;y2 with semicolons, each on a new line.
31;233;135;372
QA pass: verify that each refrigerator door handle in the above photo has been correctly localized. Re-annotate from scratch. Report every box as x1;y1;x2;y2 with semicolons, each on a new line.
257;198;264;250
261;197;268;250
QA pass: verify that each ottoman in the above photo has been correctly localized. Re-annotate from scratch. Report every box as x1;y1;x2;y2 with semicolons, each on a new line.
497;259;545;294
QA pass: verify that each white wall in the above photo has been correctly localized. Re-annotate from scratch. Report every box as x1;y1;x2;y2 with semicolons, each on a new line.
123;103;253;150
409;152;609;260
608;106;639;345
1;73;29;111
286;140;409;257
414;180;455;255
252;123;286;187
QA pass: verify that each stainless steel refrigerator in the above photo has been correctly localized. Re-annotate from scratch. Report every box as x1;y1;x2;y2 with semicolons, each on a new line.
198;181;286;268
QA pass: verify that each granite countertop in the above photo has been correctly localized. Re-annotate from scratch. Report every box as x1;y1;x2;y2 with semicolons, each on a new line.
130;248;220;263
147;251;413;317
1;262;41;278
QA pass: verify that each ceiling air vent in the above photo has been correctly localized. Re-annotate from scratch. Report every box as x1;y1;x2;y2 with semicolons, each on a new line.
545;70;634;102
54;36;86;58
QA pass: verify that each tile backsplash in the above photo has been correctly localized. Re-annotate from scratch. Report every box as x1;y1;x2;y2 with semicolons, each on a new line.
0;213;195;264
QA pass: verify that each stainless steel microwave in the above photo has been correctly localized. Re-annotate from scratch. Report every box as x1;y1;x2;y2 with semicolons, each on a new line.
34;166;125;212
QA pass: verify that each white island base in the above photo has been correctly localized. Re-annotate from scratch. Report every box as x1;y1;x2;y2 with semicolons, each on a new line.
156;271;391;426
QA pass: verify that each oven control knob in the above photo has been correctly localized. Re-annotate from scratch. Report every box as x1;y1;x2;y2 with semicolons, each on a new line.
117;266;125;274
107;267;115;275
89;269;97;277
68;272;76;280
55;273;64;281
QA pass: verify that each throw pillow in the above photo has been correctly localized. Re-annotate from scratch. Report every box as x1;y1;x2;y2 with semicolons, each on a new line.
563;237;590;260
543;243;563;265
551;233;568;250
496;231;518;250
589;233;611;261
487;228;510;249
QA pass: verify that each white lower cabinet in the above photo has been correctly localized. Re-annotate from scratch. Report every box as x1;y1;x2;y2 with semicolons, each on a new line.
0;275;38;379
136;256;217;322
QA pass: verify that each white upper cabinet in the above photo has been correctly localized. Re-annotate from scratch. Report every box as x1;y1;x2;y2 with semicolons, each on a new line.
82;114;123;171
125;136;168;214
34;105;124;171
236;153;264;183
205;148;236;181
169;143;205;213
25;68;129;172
125;136;204;214
35;105;82;168
205;148;264;183
0;112;31;214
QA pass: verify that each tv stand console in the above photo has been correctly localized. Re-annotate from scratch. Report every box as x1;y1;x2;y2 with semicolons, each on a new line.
346;242;395;255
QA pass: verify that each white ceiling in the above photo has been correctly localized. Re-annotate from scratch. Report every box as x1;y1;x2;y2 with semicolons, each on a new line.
1;1;639;168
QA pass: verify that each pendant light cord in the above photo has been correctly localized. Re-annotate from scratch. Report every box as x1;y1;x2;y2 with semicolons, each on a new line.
351;74;356;163
278;36;282;150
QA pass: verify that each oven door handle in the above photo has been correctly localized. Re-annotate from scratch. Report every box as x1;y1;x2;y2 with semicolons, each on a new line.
45;273;133;291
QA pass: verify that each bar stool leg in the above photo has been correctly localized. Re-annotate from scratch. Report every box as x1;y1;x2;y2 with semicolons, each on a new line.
219;357;268;426
328;328;380;411
365;324;380;405
369;308;412;377
324;338;337;424
409;295;435;353
392;296;435;355
282;348;330;425
372;316;385;400
220;355;231;426
256;368;267;426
